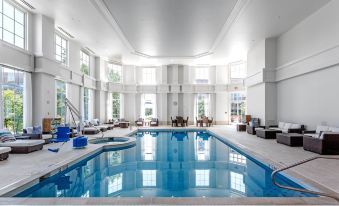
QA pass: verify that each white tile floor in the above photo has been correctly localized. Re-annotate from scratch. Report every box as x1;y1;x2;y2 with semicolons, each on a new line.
0;125;338;205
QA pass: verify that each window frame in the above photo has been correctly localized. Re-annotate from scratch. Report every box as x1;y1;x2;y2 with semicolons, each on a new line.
80;50;90;75
55;32;69;66
107;63;122;83
195;67;209;84
0;0;27;49
230;61;246;79
142;67;156;85
112;92;121;119
55;80;66;121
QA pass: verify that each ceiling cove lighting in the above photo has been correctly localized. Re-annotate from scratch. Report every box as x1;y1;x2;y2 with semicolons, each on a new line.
57;27;75;39
16;0;35;10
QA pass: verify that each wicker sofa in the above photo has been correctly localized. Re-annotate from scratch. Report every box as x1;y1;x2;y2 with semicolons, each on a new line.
303;125;339;154
269;122;304;134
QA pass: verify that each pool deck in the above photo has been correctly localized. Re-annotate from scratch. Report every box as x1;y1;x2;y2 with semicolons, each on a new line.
0;125;338;205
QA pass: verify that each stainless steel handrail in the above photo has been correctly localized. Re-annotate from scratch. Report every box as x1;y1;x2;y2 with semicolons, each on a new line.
271;156;339;202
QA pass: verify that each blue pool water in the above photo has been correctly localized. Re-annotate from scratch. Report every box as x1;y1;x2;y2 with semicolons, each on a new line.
17;131;315;198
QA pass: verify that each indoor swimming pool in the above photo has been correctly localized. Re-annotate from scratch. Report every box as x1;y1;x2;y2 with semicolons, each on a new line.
17;130;315;198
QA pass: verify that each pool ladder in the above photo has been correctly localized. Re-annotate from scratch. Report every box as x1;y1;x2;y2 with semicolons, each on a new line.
271;156;339;202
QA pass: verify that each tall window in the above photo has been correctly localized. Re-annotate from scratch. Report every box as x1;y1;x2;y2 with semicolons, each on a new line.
230;62;246;79
229;149;246;165
112;92;120;119
142;68;156;85
196;94;209;118
80;51;90;75
142;170;156;187
56;80;66;120
141;94;156;119
230;92;246;123
141;133;157;161
195;135;210;161
83;88;89;120
107;173;123;195
195;170;210;187
195;67;209;84
230;172;245;193
1;66;24;133
55;33;68;66
107;63;122;83
0;0;26;49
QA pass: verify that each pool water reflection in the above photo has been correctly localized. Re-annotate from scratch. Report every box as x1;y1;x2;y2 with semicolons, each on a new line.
17;131;314;198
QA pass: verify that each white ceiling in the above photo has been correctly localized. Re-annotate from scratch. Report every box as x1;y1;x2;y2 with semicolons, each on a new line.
27;0;330;65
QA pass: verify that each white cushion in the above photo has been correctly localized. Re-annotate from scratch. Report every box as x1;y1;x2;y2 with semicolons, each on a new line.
278;122;285;129
26;127;33;134
304;133;320;138
281;129;288;133
255;128;263;131
0;140;45;147
329;127;339;132
270;127;281;131
0;147;11;153
291;124;301;129
316;126;329;134
42;134;53;140
284;123;292;130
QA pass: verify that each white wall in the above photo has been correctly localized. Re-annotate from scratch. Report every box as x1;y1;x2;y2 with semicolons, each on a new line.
277;66;339;129
275;0;339;129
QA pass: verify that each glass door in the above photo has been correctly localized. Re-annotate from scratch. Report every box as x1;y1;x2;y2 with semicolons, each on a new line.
230;92;246;124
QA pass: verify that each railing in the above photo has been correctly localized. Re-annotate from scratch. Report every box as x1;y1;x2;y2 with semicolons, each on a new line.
271;156;339;201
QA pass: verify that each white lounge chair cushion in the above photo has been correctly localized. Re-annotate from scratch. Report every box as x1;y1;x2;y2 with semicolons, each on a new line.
84;127;98;131
316;126;329;134
26;127;33;134
304;133;320;138
329;127;339;132
270;127;281;131
0;140;44;147
0;147;11;153
278;122;285;129
291;124;301;129
42;134;53;140
284;123;292;130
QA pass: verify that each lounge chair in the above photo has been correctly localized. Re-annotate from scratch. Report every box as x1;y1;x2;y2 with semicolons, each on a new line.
246;118;260;135
303;126;339;154
90;119;109;132
0;147;11;160
82;121;100;135
135;118;144;127
0;140;44;154
150;118;159;127
0;129;45;153
23;127;53;143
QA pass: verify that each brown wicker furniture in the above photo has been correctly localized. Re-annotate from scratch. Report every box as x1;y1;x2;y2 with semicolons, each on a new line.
0;147;11;160
119;122;130;128
150;118;159;126
171;117;177;127
256;129;282;139
277;133;303;146
0;140;44;154
237;124;247;132
135;118;144;127
246;118;260;135
83;127;100;135
302;126;339;154
269;122;304;134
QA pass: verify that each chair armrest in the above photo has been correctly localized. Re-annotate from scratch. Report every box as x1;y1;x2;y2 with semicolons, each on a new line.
303;130;316;134
270;125;278;128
